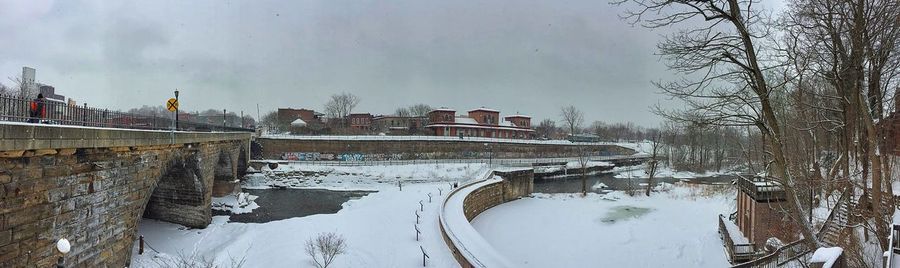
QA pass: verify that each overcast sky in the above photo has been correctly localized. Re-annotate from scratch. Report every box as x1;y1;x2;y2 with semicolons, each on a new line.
0;0;785;127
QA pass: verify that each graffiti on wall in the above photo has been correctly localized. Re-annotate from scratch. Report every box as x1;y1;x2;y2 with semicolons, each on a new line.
281;149;612;161
282;152;405;161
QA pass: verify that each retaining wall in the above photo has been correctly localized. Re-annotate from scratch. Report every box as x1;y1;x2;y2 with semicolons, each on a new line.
439;169;533;268
255;137;634;161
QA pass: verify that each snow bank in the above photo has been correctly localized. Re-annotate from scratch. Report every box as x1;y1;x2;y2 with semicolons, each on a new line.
470;185;734;268
614;165;735;179
440;170;515;268
810;247;843;268
132;183;459;268
248;163;487;191
212;192;260;214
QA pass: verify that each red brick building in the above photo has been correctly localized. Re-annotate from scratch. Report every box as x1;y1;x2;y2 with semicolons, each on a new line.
347;113;374;131
425;108;533;139
881;100;900;155
372;116;429;135
277;108;324;128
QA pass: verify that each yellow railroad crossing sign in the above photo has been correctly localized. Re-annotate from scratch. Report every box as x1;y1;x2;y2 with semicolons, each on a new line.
166;98;179;112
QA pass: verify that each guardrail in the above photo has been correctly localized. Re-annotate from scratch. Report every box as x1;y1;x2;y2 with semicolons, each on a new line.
0;94;253;132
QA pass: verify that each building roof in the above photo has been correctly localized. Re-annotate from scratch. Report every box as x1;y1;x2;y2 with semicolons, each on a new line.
468;107;499;113
430;108;456;113
454;117;479;124
425;123;534;132
505;114;531;119
290;118;307;127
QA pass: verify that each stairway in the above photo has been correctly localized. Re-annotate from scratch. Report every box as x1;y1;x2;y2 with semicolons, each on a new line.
818;191;856;247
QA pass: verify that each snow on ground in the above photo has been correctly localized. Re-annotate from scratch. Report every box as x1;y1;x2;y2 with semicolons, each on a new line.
470;183;734;268
212;192;260;214
131;182;459;268
246;163;488;191
614;165;735;179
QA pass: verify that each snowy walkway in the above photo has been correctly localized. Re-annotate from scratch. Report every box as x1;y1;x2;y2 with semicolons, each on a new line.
470;187;733;268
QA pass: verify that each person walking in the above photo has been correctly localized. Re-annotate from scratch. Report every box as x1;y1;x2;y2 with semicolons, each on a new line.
29;93;45;123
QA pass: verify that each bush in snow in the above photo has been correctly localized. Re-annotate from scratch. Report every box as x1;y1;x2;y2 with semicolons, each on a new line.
305;232;347;268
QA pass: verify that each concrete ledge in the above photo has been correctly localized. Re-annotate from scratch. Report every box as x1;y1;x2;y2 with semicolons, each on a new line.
0;123;251;151
438;168;533;268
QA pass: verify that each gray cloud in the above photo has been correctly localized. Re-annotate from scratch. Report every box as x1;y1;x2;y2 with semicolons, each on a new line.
0;0;785;126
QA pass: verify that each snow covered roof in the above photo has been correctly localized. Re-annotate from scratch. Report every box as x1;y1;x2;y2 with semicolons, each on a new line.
504;114;531;119
468;107;499;113
499;120;516;127
290;119;307;127
430;108;456;113
455;117;479;124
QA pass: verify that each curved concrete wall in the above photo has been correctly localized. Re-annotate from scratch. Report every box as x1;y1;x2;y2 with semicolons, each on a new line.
439;169;533;268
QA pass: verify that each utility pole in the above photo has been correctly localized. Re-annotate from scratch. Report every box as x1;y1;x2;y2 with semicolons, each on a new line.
174;89;179;130
223;109;227;128
241;111;244;128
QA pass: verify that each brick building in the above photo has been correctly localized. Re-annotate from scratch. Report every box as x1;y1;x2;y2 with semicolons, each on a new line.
880;99;900;155
372;116;429;135
735;175;799;247
277;108;324;128
348;113;374;131
425;108;533;139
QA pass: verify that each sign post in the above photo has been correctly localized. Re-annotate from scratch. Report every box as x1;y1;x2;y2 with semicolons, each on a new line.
166;97;179;130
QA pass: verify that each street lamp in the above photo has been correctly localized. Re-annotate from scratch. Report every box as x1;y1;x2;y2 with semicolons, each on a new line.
56;238;70;268
174;89;179;130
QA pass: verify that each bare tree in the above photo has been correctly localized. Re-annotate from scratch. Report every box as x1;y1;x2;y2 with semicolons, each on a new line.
8;76;34;99
645;132;662;196
578;145;590;197
305;232;347;268
394;107;410;117
560;105;584;135
535;119;557;139
407;104;433;117
613;0;823;245
324;93;360;128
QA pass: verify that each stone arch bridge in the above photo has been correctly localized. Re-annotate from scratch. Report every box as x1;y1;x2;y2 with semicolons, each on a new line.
0;124;251;267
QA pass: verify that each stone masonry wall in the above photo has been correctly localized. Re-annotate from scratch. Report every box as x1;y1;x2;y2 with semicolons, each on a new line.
462;170;534;221
256;138;635;160
0;124;250;268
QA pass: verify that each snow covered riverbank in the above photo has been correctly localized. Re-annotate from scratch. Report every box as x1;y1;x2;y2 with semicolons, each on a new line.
246;163;488;191
131;183;459;268
470;183;734;268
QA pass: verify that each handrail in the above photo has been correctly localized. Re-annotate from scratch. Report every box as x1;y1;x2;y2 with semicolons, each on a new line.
719;214;758;263
731;239;811;268
0;94;253;132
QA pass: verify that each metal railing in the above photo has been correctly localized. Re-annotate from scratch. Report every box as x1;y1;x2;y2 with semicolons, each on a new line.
719;214;760;263
736;174;786;202
731;239;812;268
0;94;253;132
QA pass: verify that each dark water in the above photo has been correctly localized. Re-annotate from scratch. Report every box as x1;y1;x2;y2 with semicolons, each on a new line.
213;188;374;223
534;173;736;194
